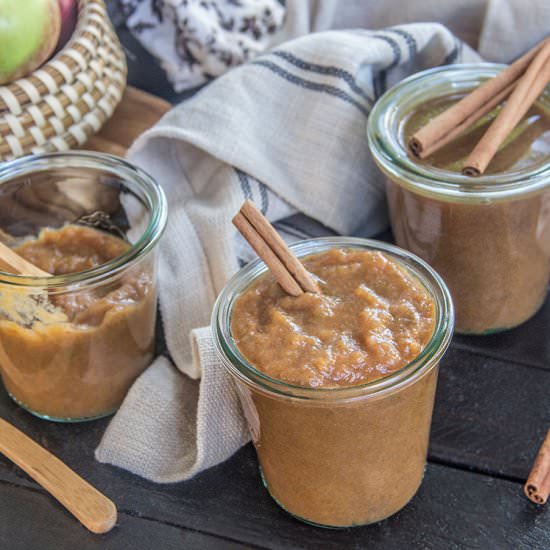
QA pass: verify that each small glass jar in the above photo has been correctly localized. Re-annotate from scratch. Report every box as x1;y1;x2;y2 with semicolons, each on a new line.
212;237;454;528
0;152;167;422
367;64;550;334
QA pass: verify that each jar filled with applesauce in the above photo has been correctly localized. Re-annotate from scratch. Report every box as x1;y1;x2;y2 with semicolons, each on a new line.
0;152;167;421
367;64;550;334
212;237;454;528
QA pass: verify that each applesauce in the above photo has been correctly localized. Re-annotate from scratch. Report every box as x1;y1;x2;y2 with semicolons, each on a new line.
368;64;550;334
0;225;156;420
231;248;435;388
0;151;167;422
213;237;454;527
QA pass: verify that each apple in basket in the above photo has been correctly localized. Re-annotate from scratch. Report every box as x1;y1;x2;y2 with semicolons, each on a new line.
0;0;61;85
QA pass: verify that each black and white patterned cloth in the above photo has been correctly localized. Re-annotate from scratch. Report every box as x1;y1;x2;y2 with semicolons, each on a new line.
118;0;286;91
115;0;550;92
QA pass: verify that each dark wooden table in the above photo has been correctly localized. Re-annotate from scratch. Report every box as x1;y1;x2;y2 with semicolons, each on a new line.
1;22;550;550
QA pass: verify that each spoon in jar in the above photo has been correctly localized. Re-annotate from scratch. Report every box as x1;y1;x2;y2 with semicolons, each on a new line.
0;239;70;327
0;240;50;277
0;243;117;534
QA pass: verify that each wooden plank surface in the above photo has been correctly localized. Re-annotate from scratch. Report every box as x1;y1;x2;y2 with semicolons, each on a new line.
431;347;550;480
1;336;549;549
0;345;547;490
1;438;548;550
0;482;251;550
455;298;550;371
1;18;550;550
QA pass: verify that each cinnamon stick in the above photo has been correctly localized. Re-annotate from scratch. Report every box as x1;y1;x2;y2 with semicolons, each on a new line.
233;213;303;296
409;37;548;157
240;201;320;293
463;42;550;176
419;80;516;159
525;429;550;505
233;200;320;296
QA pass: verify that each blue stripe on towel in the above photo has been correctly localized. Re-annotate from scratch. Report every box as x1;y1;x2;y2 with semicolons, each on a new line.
387;28;418;58
371;33;402;69
370;33;402;97
236;169;269;215
235;168;252;200
372;72;385;100
443;38;462;65
251;60;369;117
258;182;269;215
271;51;374;104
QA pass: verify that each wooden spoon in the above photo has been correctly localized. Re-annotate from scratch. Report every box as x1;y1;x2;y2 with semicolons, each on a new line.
0;418;117;533
0;239;68;325
0;243;117;533
0;240;50;277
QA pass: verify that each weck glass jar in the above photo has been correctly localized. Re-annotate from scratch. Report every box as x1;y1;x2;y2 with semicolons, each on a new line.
0;152;167;421
212;237;454;528
368;64;550;334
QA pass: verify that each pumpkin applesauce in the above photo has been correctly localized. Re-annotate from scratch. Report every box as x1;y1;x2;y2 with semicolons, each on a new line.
367;65;550;334
232;248;435;387
0;225;156;420
394;94;550;333
230;247;440;526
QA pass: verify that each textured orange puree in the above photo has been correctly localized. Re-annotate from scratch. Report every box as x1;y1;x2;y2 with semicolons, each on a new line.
0;225;156;419
231;248;435;388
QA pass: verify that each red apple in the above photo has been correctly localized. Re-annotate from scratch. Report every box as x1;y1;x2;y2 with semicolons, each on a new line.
56;0;78;52
0;0;61;85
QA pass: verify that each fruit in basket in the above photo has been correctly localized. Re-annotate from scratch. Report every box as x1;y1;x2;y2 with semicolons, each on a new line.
0;0;61;85
56;0;78;52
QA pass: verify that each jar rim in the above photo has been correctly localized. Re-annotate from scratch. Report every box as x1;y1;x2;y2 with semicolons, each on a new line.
367;63;550;203
0;151;167;288
212;237;454;402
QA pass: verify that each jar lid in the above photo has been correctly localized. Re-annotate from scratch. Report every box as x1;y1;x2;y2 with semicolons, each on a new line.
367;64;550;203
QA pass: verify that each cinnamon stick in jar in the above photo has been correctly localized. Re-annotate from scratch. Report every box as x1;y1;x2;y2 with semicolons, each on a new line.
463;41;550;176
232;200;320;296
525;429;550;504
408;38;548;157
419;80;517;159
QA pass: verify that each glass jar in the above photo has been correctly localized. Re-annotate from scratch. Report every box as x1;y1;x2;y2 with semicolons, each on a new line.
212;237;454;528
0;152;167;422
367;64;550;334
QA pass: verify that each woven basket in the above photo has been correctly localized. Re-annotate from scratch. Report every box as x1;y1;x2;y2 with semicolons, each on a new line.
0;0;127;161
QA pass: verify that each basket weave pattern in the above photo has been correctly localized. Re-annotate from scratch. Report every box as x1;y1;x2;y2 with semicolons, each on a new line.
0;0;127;161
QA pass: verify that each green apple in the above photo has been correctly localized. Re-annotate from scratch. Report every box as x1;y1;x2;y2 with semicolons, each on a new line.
0;0;61;85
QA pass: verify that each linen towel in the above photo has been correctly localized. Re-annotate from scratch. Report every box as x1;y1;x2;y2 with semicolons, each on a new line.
95;21;483;482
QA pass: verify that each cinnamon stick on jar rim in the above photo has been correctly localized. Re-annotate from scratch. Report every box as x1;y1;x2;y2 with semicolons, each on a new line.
463;42;550;176
232;200;320;296
525;428;550;505
408;36;549;158
420;80;517;159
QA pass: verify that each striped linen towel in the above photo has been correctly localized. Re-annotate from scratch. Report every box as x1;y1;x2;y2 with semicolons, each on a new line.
95;19;514;482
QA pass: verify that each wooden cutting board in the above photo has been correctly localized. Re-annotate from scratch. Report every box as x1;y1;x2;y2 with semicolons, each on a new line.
82;86;171;156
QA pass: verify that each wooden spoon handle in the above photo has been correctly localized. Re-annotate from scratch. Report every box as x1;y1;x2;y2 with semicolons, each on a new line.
0;418;117;534
0;241;50;277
